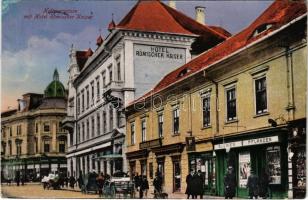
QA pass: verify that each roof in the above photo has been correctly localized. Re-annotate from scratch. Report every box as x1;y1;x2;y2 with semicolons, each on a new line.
116;0;229;40
44;69;66;98
76;50;90;71
1;109;17;118
130;0;307;106
38;97;67;109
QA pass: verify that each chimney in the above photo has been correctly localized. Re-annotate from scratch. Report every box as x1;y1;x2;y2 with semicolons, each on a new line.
168;0;176;9
195;6;205;25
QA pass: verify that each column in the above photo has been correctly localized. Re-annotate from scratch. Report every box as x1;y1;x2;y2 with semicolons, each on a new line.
73;157;77;177
100;160;104;173
89;155;93;172
52;121;57;152
107;160;111;175
67;158;71;176
80;156;83;175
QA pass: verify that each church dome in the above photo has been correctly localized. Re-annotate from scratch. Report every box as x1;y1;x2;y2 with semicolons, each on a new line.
44;69;66;98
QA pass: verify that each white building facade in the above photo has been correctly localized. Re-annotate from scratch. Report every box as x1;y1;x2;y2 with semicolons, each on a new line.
62;0;229;177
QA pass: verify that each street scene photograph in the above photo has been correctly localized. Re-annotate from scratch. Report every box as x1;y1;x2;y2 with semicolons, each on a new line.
1;0;307;199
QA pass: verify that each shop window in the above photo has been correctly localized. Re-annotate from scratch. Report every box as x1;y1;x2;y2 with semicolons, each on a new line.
131;122;135;145
157;160;165;184
238;151;251;188
226;87;237;121
266;146;281;184
43;122;50;132
158;113;163;138
173;161;181;192
59;140;65;153
255;77;267;114
202;93;211;127
295;149;306;189
173;108;179;134
141;119;146;142
43;140;50;153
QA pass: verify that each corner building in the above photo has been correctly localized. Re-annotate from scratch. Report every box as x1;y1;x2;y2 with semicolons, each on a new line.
63;0;229;178
125;0;307;198
1;70;68;181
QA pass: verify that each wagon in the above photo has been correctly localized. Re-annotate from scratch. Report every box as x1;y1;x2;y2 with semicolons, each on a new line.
81;172;99;194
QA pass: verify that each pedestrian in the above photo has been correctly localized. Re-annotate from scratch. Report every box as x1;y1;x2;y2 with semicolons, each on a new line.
77;170;84;190
134;172;140;192
153;172;162;195
185;169;194;199
247;170;259;199
69;175;76;189
15;171;20;186
96;172;105;197
258;168;270;199
195;170;204;199
224;166;236;199
21;173;25;186
143;176;149;197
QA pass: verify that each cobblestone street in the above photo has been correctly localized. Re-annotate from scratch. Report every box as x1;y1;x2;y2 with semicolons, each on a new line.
1;183;97;198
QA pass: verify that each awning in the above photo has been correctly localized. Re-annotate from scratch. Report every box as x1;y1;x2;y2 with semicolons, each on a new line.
96;154;122;160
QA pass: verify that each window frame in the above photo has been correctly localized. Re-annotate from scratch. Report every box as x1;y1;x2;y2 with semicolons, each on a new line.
141;119;146;142
59;140;65;153
43;122;50;133
130;122;135;145
172;107;180;135
254;76;268;115
225;86;237;122
158;113;164;138
43;140;50;153
201;92;211;127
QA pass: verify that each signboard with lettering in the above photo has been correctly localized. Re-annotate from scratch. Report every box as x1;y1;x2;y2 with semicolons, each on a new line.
242;136;279;146
139;138;162;149
214;141;242;150
133;44;186;98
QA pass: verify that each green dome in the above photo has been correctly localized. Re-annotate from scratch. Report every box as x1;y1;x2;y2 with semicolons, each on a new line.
44;69;66;98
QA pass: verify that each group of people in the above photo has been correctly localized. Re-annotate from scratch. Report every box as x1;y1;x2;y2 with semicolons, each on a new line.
185;170;204;199
224;166;270;199
133;173;149;198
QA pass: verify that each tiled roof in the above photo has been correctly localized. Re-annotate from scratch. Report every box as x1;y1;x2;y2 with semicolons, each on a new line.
209;26;232;38
130;0;307;106
116;0;228;40
76;50;91;71
38;97;67;109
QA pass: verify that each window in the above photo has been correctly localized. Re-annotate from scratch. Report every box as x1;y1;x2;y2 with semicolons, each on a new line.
109;65;113;83
91;117;95;137
255;77;267;114
9;127;12;137
43;122;50;132
91;82;94;103
141;119;146;142
8;141;12;155
86;120;89;140
102;75;106;88
59;140;65;153
16;143;22;156
82;122;85;142
35;123;39;133
97;114;100;136
43;140;50;153
103;111;107;133
131;123;135;145
173;108;179;134
117;111;121;127
266;146;281;184
86;87;89;108
226;88;237;121
77;94;80;115
158;113;163;138
110;107;113;131
202;93;211;127
81;91;85;112
116;56;121;81
96;79;100;99
17;125;22;135
35;138;38;153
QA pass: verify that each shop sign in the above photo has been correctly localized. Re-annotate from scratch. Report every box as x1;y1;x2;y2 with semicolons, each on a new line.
186;136;196;151
242;136;279;146
140;138;162;149
214;141;242;150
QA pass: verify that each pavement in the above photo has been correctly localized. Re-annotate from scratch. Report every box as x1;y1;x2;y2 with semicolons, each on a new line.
1;182;225;199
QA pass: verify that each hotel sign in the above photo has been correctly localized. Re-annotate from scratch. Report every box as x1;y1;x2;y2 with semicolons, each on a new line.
214;136;279;150
135;44;185;60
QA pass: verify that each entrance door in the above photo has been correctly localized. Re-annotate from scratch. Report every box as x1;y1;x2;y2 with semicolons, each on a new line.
173;161;181;192
157;160;165;185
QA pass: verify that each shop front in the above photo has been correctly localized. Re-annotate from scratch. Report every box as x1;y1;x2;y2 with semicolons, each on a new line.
214;128;288;199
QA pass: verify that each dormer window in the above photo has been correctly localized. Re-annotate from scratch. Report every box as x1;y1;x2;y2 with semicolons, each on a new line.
177;68;191;78
253;24;273;37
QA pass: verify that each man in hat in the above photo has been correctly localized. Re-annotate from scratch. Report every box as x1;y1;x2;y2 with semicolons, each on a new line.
224;166;236;199
247;169;259;199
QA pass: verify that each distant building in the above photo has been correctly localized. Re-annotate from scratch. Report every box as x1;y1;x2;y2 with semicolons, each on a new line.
1;69;68;181
62;0;229;178
125;0;306;197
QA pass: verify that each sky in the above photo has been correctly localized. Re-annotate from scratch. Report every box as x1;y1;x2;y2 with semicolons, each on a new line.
1;0;273;111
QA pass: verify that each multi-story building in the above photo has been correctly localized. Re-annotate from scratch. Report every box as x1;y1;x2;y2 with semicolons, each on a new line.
125;0;306;198
62;0;230;178
1;70;68;181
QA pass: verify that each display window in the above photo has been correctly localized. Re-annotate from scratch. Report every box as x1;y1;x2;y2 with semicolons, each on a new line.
238;151;251;188
266;146;281;184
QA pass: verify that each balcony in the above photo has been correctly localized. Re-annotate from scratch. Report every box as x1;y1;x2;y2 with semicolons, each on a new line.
61;116;74;133
103;81;124;94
